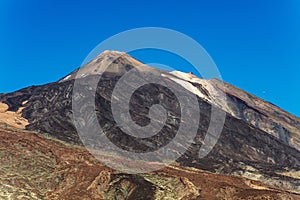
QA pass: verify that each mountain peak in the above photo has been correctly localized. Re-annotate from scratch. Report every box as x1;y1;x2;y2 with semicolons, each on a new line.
59;50;152;82
100;50;126;55
93;50;127;60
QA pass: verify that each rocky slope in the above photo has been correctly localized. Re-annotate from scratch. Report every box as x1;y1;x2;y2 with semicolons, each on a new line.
0;123;298;200
0;50;299;198
167;71;300;151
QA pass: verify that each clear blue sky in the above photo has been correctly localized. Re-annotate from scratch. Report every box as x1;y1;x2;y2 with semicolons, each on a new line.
0;0;299;117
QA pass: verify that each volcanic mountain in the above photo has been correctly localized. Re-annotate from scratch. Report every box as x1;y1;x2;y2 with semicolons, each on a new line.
0;50;299;199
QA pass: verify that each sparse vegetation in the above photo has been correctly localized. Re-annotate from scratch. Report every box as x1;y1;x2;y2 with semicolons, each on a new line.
0;123;298;199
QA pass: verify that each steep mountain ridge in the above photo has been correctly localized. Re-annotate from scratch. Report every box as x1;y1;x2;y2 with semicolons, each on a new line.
167;70;300;151
58;50;300;152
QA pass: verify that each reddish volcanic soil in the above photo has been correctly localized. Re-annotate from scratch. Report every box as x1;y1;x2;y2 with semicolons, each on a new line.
0;123;298;199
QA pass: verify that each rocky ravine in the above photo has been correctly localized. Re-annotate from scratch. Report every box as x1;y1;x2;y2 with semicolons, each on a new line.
0;50;299;198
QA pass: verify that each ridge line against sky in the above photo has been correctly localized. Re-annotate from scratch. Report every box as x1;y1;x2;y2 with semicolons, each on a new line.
0;0;299;117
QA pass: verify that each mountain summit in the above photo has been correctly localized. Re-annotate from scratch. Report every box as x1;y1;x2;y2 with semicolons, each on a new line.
59;50;157;83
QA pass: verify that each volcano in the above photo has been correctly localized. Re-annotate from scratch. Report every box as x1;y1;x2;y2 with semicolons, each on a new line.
0;50;299;199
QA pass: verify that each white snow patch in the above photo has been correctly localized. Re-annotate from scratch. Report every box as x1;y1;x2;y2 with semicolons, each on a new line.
80;74;87;78
62;75;71;81
161;73;209;101
165;71;230;113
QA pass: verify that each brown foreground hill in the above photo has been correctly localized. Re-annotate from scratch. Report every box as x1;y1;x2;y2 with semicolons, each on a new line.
0;122;299;200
